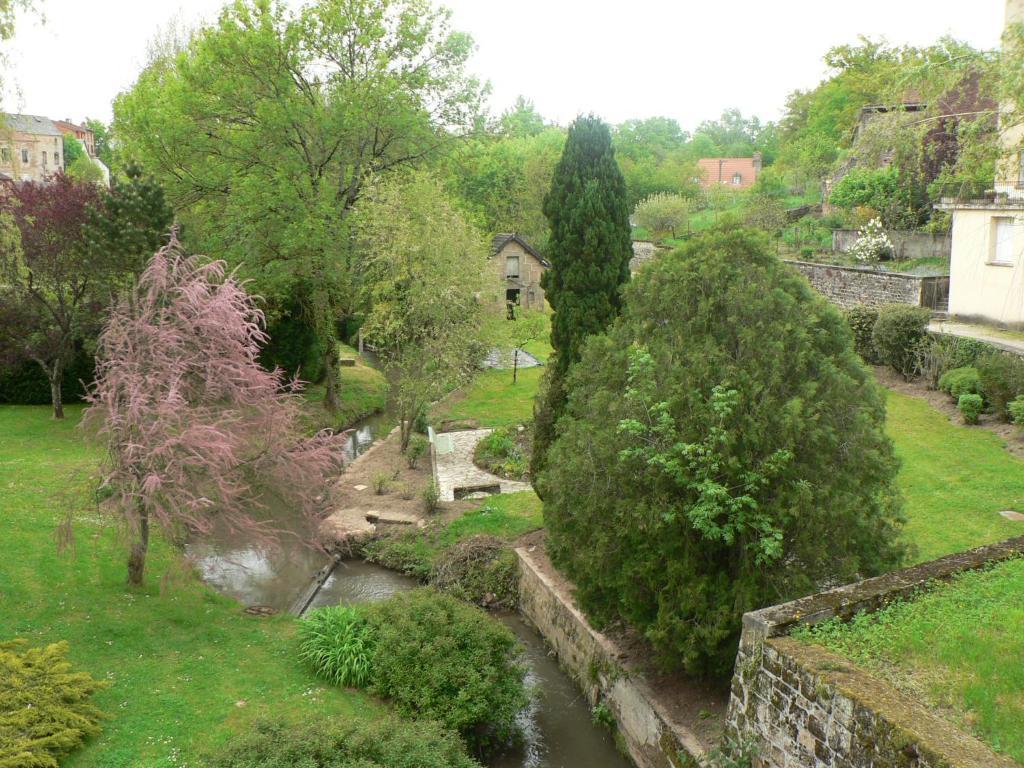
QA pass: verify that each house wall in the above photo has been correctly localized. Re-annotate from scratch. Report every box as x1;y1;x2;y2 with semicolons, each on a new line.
495;241;546;311
0;129;64;182
727;536;1024;768
948;206;1024;325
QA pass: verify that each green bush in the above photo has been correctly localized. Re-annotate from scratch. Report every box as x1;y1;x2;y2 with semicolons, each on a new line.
363;589;528;755
361;529;434;581
938;366;982;401
422;479;441;514
539;229;905;677
916;335;990;389
298;605;375;687
844;306;880;363
474;426;528;480
430;535;520;608
872;304;931;379
259;302;324;382
958;394;984;425
1010;395;1024;426
204;715;481;768
0;639;108;768
406;434;429;469
976;352;1024;421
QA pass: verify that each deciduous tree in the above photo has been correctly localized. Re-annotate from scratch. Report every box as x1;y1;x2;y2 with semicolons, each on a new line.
83;236;346;586
633;192;692;240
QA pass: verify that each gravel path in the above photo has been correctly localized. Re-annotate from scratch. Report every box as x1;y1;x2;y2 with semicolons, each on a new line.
433;428;532;502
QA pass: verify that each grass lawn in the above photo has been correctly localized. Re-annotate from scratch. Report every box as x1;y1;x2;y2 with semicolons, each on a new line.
301;343;389;431
432;367;542;428
0;405;375;767
795;558;1024;763
885;390;1024;563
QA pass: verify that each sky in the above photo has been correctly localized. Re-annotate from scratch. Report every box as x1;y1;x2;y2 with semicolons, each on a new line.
0;0;1009;131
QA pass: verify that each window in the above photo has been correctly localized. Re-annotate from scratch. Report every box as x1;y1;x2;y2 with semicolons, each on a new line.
42;151;47;166
505;254;520;279
1;148;8;163
21;149;28;163
992;217;1016;265
731;172;743;185
55;153;60;165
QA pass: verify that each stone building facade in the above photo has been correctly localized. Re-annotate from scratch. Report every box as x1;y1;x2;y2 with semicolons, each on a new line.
490;233;548;313
0;114;65;182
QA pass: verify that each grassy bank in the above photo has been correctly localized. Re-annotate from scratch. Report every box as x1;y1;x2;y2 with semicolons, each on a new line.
885;390;1024;562
0;406;373;767
302;343;389;431
431;367;542;428
795;558;1024;763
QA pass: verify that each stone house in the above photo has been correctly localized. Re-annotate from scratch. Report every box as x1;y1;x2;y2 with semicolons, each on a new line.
490;233;549;314
939;0;1024;326
696;153;761;190
0;114;65;182
53;119;96;158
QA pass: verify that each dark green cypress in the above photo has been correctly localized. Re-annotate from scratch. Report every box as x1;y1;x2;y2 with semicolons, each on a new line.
532;115;631;478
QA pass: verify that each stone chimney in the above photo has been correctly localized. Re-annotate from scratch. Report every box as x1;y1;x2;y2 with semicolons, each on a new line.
752;151;763;174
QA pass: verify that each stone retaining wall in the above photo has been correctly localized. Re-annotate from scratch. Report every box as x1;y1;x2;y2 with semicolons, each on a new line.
516;546;719;768
726;536;1024;768
785;260;948;309
832;229;951;261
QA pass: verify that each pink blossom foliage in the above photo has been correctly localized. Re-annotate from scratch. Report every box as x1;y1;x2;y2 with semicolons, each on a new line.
83;234;346;582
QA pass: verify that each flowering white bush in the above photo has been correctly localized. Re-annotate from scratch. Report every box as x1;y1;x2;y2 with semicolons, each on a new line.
849;218;893;263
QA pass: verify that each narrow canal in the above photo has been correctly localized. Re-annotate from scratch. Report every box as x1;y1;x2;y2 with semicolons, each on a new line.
189;414;631;767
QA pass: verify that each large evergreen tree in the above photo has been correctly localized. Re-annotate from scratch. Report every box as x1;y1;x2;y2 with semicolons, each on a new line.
532;115;631;477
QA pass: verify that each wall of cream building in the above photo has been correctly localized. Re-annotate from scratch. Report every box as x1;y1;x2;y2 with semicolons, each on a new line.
0;129;64;182
948;207;1024;324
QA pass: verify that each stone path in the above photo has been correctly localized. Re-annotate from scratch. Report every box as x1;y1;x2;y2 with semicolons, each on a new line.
433;428;533;502
929;320;1024;357
483;347;541;370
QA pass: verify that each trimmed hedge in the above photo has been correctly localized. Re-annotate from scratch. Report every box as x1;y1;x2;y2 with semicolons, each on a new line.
938;366;982;400
872;305;932;379
845;306;880;364
976;352;1024;422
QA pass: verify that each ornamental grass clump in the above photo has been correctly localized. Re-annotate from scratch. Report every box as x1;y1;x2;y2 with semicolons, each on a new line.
298;605;375;688
0;639;109;768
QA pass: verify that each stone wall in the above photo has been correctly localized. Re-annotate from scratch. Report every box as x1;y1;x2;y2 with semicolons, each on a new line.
726;536;1024;768
832;229;951;261
516;545;723;768
786;260;949;310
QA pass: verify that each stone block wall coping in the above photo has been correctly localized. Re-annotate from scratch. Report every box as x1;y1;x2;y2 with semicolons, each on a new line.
782;259;948;281
742;535;1024;643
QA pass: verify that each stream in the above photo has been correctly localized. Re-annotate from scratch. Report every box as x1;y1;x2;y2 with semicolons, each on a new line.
189;424;631;767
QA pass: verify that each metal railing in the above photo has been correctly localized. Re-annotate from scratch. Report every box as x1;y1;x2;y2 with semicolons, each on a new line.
934;181;1024;204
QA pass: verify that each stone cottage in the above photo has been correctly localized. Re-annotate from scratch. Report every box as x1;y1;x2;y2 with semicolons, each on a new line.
490;233;549;314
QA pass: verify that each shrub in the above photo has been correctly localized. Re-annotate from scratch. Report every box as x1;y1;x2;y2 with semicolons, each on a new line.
539;229;905;678
422;479;441;514
845;306;880;363
259;301;324;382
406;434;429;469
298;605;375;687
1009;395;1024;426
872;304;931;379
976;352;1024;421
413;410;430;435
361;529;434;581
0;639;108;768
205;715;481;768
848;218;893;263
958;393;984;425
363;589;529;755
431;535;520;608
915;335;990;389
938;366;982;401
474;426;528;480
372;471;391;495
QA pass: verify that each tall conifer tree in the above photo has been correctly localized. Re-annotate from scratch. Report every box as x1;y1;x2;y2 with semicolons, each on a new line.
532;115;631;478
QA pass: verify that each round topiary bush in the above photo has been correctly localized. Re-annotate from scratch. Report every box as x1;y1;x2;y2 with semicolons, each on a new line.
205;715;481;768
538;228;906;678
871;304;931;379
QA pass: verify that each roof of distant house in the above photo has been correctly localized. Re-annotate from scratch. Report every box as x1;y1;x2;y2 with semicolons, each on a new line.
697;157;759;183
53;119;92;134
490;233;550;268
2;113;62;137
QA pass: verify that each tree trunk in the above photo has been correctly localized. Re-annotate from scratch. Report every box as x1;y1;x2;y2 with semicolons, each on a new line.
513;348;519;384
45;358;64;420
323;342;340;411
127;505;149;587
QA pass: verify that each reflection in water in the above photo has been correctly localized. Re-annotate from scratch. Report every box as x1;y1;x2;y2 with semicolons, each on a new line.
308;559;418;608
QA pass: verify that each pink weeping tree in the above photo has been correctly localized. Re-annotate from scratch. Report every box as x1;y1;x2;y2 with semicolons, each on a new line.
83;234;347;586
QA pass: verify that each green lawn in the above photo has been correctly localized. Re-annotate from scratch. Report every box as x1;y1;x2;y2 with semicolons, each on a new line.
885;390;1024;562
0;406;375;767
432;367;542;428
795;558;1024;763
301;343;389;431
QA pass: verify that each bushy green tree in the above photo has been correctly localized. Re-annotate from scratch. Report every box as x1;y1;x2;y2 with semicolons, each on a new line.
62;135;85;166
539;229;905;677
633;192;692;240
532;115;632;477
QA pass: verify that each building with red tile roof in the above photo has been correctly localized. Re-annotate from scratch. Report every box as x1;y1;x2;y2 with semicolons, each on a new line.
697;153;762;190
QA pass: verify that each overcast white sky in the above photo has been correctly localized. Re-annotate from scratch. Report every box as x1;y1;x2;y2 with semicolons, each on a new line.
0;0;1008;130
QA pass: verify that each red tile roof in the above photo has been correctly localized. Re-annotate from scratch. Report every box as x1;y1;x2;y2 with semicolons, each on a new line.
697;157;758;190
